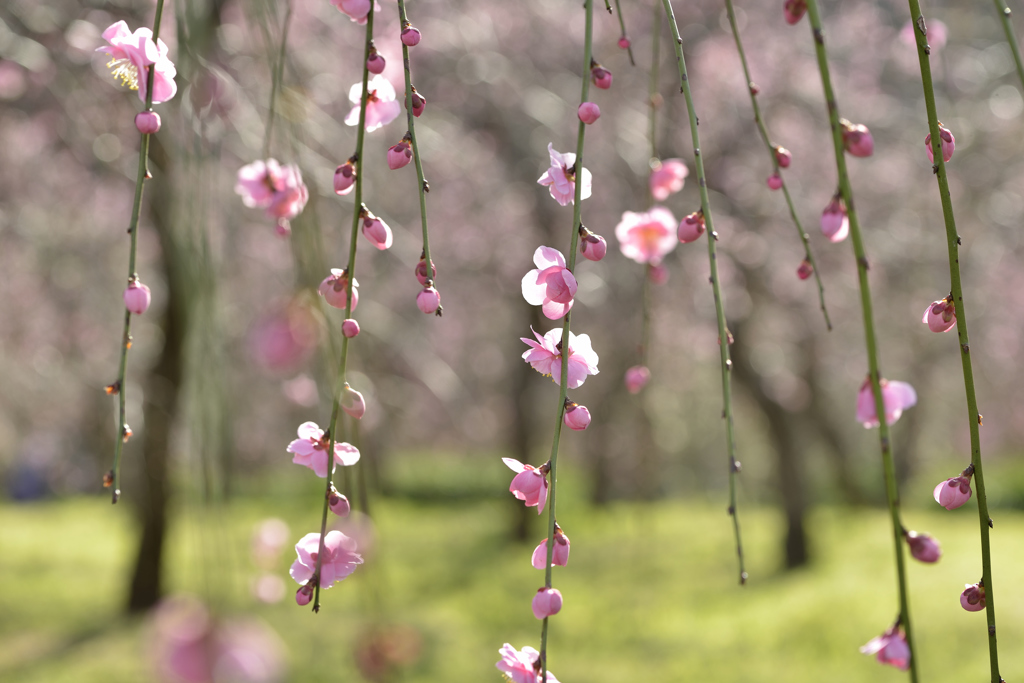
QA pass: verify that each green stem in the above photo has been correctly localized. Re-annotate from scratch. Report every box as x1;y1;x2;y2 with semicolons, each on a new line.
612;0;635;66
640;264;651;366
906;9;1000;680
660;0;745;585
540;4;593;679
722;0;831;331
108;0;167;504
803;0;916;678
397;0;434;293
991;0;1024;93
311;7;374;613
263;0;293;160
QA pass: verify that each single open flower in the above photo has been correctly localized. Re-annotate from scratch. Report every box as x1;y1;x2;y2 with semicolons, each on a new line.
860;625;910;671
922;296;956;333
649;159;688;201
616;208;678;265
905;531;942;563
925;124;955;163
522;246;578;320
286;421;360;478
503;458;549;514
934;468;973;510
856;377;917;428
345;75;401;132
532;588;563;620
820;195;849;243
318;269;359;311
235;159;309;229
538;143;592;206
496;644;560;683
961;582;986;612
289;530;363;588
841;119;875;157
97;21;177;104
532;528;571;569
521;327;599;389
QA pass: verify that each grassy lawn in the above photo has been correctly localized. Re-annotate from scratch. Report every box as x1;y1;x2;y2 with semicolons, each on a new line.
1;460;1022;682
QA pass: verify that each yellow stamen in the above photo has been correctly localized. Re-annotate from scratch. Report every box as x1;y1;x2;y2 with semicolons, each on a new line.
107;58;140;91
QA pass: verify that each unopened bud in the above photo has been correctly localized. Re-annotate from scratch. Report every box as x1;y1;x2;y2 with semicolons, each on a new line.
341;383;366;420
677;211;706;244
401;26;422;47
135;110;161;134
416;286;441;314
342;318;361;338
334;161;357;196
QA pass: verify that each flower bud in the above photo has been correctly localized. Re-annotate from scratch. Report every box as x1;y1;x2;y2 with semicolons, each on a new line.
563;401;591;431
961;583;985;612
766;173;783;190
532;587;563;620
342;318;360;338
820;196;849;243
922;297;956;333
401;26;422;47
366;51;385;75
580;233;607;262
677;211;706;243
797;259;813;280
924;123;955;163
591;64;613;89
415;258;437;285
933;473;972;510
774;146;792;168
318;269;359;311
532;529;571;569
387;140;413;170
618;36;631;49
295;583;314;606
362;213;394;250
625;365;651;394
334;161;357;196
577;102;601;125
416;286;441;314
407;89;426;117
784;0;807;24
341;384;366;420
124;279;152;315
135;110;161;134
906;531;941;563
841;119;874;157
328;488;351;517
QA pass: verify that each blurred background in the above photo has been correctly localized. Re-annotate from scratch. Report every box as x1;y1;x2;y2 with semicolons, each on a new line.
2;0;1024;680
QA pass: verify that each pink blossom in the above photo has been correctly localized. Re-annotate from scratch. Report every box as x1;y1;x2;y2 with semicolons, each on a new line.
677;210;706;244
401;26;422;47
387;139;413;169
334;160;357;195
295;583;313;606
590;64;613;89
318;269;359;311
124;279;151;315
361;211;393;250
796;260;814;280
933;472;973;510
532;529;570;569
563;401;591;431
820;195;849;243
766;173;783;190
416;286;442;314
906;531;941;563
860;626;910;671
415;259;437;286
649;159;689;201
342;384;367;420
135;111;161;134
618;36;631;49
625;365;651;394
235;159;309;229
616;208;678;265
341;319;360;338
856;377;917;428
775;146;792;168
286;421;360;478
537;143;592;206
330;0;379;24
532;588;563;620
922;297;956;333
289;531;363;588
521;327;600;389
345;75;401;132
961;583;986;612
577;102;601;124
784;0;808;24
841;120;875;157
522;246;578;320
97;21;177;104
366;50;385;75
496;644;560;683
503;458;549;514
925;124;955;163
328;487;351;517
408;89;426;117
579;231;607;262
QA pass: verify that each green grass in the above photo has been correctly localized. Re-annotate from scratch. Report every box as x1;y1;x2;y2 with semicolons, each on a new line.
1;462;1023;682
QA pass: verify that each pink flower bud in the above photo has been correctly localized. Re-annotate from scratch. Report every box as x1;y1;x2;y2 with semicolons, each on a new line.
362;213;393;250
766;173;783;190
648;264;669;285
295;583;314;606
415;258;437;285
401;26;422;47
924;124;955;163
677;211;706;244
532;529;571;569
841;120;874;157
577;102;601;125
366;52;385;75
591;65;613;89
334;161;357;196
318;269;359;310
341;384;366;420
618;36;631;49
580;233;607;262
784;0;807;24
532;588;563;620
625;365;651;394
416;286;441;314
563;401;591;431
328;489;351;517
961;583;985;612
774;146;792;168
124;279;152;315
860;626;909;671
933;473;973;510
820;196;849;243
387;140;413;170
135;110;161;134
797;259;814;280
407;90;426;117
342;318;360;338
922;297;956;333
905;531;941;563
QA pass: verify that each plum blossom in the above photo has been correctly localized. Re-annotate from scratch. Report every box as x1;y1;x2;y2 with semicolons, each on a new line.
860;625;910;671
289;531;363;588
961;582;985;612
841;119;875;157
677;211;706;244
532;528;570;569
905;531;941;563
616;208;678;265
532;588;563;619
922;296;956;333
521;327;600;389
522;246;578;320
235;159;309;233
318;269;359;311
503;458;549;514
856;377;917;428
537;143;592;206
135;111;161;134
766;173;783;190
934;468;973;510
124;279;151;314
579;230;607;261
925;124;955;163
649;159;688;201
97;21;177;104
784;0;808;24
820;195;849;243
563;401;591;431
331;0;380;24
496;644;560;683
286;422;360;478
345;75;401;132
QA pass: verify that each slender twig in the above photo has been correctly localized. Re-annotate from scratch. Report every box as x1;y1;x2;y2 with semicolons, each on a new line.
397;0;435;294
648;4;660;169
262;0;293;160
311;7;374;613
906;8;1001;680
540;4;593;680
612;0;636;66
803;0;917;678
722;0;831;331
991;0;1024;93
660;0;746;585
107;0;167;504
